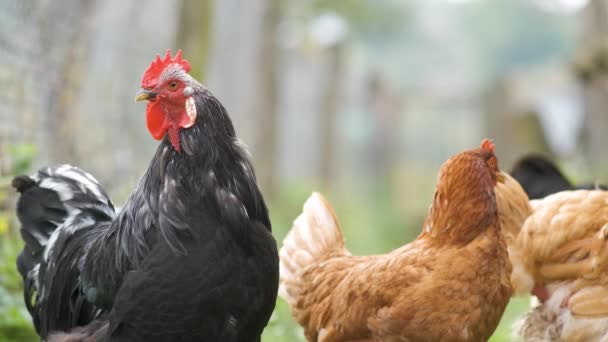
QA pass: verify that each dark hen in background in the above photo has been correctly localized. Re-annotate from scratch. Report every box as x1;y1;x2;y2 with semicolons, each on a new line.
510;154;606;199
13;50;279;342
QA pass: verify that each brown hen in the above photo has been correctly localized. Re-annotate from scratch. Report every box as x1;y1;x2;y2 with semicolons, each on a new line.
279;139;512;342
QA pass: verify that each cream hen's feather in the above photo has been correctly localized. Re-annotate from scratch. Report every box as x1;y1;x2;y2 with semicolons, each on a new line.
495;173;534;295
505;189;608;342
520;190;608;267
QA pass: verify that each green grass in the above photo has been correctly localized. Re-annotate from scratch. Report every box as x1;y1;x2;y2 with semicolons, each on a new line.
261;298;530;342
0;231;38;342
490;297;530;342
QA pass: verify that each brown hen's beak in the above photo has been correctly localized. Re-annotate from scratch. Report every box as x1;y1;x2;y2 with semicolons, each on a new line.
135;88;157;102
496;172;506;184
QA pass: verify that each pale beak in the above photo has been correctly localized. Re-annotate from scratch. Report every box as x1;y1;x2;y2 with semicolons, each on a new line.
135;88;157;102
496;172;506;184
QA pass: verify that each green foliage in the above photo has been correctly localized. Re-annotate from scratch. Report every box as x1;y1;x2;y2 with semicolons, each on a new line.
0;143;38;342
3;144;36;176
0;233;38;342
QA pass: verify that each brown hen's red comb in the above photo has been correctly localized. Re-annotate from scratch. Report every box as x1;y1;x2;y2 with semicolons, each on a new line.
141;49;191;89
481;138;495;153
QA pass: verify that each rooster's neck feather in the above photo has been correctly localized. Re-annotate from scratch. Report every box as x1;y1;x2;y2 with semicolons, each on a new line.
91;88;268;284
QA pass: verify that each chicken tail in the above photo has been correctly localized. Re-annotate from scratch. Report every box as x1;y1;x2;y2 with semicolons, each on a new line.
12;165;116;336
279;192;348;305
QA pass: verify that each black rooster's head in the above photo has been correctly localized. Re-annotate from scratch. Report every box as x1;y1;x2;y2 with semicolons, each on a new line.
135;50;206;152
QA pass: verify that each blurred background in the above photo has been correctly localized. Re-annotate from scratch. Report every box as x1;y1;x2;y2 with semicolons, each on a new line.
0;0;606;340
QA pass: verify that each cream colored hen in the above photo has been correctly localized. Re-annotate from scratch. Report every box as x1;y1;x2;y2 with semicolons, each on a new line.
496;176;608;342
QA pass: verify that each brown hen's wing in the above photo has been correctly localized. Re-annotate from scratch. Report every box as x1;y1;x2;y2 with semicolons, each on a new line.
368;226;511;342
295;241;432;342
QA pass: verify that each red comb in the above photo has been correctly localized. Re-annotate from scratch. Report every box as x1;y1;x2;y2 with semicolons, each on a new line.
481;138;495;153
141;49;191;89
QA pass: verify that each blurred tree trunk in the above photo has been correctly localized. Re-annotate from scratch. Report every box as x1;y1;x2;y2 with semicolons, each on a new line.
44;0;97;162
319;43;345;190
252;0;281;198
484;79;551;167
576;0;608;172
175;0;212;80
205;0;281;197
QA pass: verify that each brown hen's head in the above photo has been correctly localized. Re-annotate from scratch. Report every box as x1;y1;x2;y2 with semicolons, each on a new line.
440;138;504;188
423;139;505;244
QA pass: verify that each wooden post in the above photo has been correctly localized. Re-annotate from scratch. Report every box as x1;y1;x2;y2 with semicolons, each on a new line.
252;0;281;198
575;0;608;172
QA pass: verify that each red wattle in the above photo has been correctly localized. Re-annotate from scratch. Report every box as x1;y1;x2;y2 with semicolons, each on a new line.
144;98;194;152
167;126;181;152
146;101;168;140
532;284;550;303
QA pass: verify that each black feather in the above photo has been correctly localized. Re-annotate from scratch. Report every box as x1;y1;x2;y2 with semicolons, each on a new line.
511;154;607;199
12;175;36;193
13;166;115;336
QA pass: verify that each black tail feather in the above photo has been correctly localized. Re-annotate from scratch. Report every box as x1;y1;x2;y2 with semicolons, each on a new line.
511;154;606;199
13;165;116;338
12;175;36;193
15;183;67;256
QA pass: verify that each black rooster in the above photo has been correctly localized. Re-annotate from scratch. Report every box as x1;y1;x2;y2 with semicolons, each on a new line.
510;154;606;199
13;50;279;342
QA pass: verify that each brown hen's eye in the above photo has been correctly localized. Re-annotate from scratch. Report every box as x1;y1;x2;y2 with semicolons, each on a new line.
169;81;178;89
487;156;498;170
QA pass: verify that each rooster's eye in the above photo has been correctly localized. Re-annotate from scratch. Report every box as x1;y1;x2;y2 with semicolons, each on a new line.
169;81;178;90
